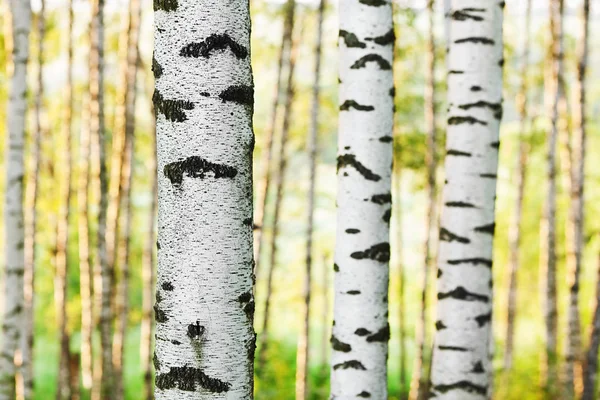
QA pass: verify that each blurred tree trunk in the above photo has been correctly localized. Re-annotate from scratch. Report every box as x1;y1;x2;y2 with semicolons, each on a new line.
54;0;74;398
583;243;600;400
68;351;80;400
20;1;43;398
504;0;532;372
295;2;324;398
395;165;406;400
321;254;330;372
330;0;394;396
540;0;563;393
254;0;295;287
430;3;503;399
152;0;255;395
0;0;30;396
409;2;436;399
258;18;299;370
111;0;141;396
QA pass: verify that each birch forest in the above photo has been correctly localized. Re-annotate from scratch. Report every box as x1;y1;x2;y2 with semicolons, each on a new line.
1;0;600;398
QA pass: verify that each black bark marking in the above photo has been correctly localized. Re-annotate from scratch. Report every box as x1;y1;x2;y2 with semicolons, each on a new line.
331;335;352;352
219;85;254;109
474;312;492;327
389;87;395;97
180;33;248;59
340;100;374;112
346;228;360;234
346;290;361;295
470;86;483;92
449;70;464;74
153;90;194;122
237;291;252;303
339;30;366;48
366;324;390;342
435;320;447;330
474;223;495;236
358;0;386;5
187;321;205;340
333;360;367;370
447;116;487;126
242;218;253;227
350;54;391;70
437;269;443;278
156;290;163;303
445;201;476;208
371;193;392;205
447;258;492;268
357;391;371;398
154;305;168;323
355;328;371;336
337;154;381;181
161;281;174;291
200;92;210;97
171;340;181;345
458;101;503;120
382;209;391;224
155;366;230;393
247;332;257;364
153;352;160;370
438;286;489;303
243;301;255;321
446;149;472;157
350;242;390;262
455;37;495;45
153;0;177;12
379;135;393;143
451;8;485;21
157;241;161;250
471;361;485;373
163;156;237;187
480;173;497;179
438;345;469;352
365;29;395;46
490;141;500;149
498;58;505;67
334;263;340;272
439;228;470;244
152;55;163;78
433;381;487;395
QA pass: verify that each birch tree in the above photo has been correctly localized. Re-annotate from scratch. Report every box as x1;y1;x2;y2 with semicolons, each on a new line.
0;0;30;396
504;0;531;372
430;3;503;399
153;0;255;396
395;163;407;398
330;0;394;396
583;244;600;400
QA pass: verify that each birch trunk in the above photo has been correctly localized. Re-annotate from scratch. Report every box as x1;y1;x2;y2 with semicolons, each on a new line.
153;0;255;395
409;2;436;398
331;0;394;396
0;0;30;395
295;2;324;398
583;240;600;400
253;0;294;277
258;23;299;369
540;0;562;392
430;3;503;399
395;165;407;399
504;0;531;372
321;254;330;372
21;1;43;398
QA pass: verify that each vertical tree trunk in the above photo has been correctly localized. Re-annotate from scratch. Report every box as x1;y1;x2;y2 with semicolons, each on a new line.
321;254;330;372
295;2;324;398
583;243;600;400
258;22;299;369
395;165;407;400
430;3;503;399
0;0;30;396
540;0;563;392
20;1;43;398
504;0;532;372
330;0;394;396
409;2;436;399
153;0;255;396
253;0;294;277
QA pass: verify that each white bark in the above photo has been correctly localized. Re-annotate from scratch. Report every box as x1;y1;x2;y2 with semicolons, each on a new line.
153;0;255;397
331;0;394;397
431;2;503;399
0;0;30;397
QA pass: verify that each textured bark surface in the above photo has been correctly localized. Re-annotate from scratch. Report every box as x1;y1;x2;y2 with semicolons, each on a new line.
504;0;531;372
540;0;562;392
0;0;30;396
153;0;255;396
295;2;324;398
409;2;436;399
330;0;394;396
431;2;503;399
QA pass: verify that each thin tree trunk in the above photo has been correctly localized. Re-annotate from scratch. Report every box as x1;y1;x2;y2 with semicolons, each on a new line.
253;0;295;283
20;2;43;398
295;2;324;398
258;20;299;370
409;2;436;399
330;0;394;395
321;254;330;372
430;3;503;399
395;165;407;400
583;241;600;400
540;0;563;393
504;0;532;372
153;0;255;396
0;0;30;396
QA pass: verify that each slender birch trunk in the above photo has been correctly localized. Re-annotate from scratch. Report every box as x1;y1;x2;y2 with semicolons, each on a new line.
253;0;295;281
409;2;436;399
258;23;299;369
153;0;255;395
321;254;330;372
395;165;407;399
583;240;600;400
504;0;532;372
295;3;324;398
430;3;503;399
20;1;43;398
331;0;394;396
0;0;30;396
540;0;563;392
